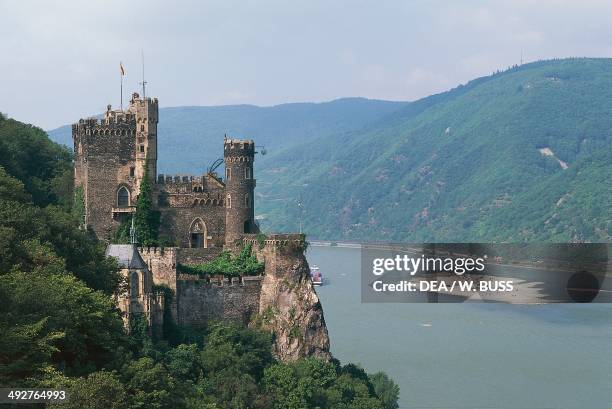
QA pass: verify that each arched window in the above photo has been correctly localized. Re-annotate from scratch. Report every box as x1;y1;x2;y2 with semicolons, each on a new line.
189;218;207;248
130;271;139;298
244;193;251;208
117;187;130;207
225;167;232;181
226;194;232;209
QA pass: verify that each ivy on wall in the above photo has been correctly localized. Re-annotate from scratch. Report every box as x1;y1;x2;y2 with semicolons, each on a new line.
133;161;160;246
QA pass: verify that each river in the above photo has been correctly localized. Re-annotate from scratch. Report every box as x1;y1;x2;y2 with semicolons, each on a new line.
307;245;612;409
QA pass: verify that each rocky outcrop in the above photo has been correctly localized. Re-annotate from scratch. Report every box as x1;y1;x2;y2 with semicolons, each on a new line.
247;234;331;362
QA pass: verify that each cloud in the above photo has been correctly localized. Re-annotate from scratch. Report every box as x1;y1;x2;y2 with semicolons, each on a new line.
1;0;612;128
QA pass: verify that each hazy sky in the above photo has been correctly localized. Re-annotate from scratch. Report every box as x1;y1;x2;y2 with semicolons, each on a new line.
2;0;612;129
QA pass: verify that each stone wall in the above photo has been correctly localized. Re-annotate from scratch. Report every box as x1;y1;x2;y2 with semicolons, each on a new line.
177;247;223;264
139;247;178;289
139;247;178;320
139;246;254;327
73;118;137;241
176;276;263;328
155;173;227;248
158;205;225;248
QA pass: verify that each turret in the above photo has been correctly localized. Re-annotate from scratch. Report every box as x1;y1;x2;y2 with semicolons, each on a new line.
224;137;257;245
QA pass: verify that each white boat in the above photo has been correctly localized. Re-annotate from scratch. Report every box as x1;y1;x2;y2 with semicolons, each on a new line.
310;265;323;286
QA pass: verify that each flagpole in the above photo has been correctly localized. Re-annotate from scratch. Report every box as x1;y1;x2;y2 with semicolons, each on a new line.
120;62;125;111
120;69;123;111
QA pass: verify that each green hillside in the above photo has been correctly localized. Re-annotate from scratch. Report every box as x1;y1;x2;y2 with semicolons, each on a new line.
256;58;612;242
47;98;407;174
47;58;611;242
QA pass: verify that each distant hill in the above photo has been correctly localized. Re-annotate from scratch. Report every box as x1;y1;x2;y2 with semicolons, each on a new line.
48;59;612;242
47;98;408;174
256;58;612;242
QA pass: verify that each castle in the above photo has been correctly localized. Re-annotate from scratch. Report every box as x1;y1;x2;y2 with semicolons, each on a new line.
73;92;257;248
73;92;330;361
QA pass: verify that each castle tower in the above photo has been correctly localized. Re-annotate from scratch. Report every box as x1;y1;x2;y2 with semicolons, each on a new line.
127;93;158;183
72;93;158;240
224;138;257;245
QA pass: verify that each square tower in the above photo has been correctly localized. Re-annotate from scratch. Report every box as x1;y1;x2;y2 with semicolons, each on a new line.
72;93;158;240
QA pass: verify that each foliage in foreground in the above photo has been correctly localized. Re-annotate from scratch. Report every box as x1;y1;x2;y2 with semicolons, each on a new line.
178;243;265;278
47;323;398;409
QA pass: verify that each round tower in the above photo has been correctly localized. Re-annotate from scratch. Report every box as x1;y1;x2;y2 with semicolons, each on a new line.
224;138;257;246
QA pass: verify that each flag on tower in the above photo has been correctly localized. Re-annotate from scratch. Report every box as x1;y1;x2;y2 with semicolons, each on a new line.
120;62;125;76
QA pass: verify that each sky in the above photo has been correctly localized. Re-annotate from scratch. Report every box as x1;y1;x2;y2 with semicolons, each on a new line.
2;0;612;129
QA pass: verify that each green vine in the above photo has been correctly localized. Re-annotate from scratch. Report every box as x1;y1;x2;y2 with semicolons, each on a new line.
133;160;160;246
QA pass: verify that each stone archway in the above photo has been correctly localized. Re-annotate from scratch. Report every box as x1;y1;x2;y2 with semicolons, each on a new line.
189;218;207;248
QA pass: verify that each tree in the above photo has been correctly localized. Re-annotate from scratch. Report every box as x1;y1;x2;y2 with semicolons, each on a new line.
53;371;127;409
0;271;126;381
122;357;181;409
133;161;160;246
369;371;400;409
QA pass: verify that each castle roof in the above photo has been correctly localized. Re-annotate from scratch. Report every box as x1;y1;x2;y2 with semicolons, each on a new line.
105;244;148;270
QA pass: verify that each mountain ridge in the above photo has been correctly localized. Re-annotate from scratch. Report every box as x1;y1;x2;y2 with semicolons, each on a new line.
255;58;612;242
47;97;408;173
46;58;612;242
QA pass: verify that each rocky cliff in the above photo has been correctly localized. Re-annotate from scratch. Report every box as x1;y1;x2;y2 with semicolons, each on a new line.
246;234;331;362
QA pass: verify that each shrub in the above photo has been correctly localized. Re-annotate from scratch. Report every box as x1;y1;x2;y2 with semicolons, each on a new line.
178;243;264;278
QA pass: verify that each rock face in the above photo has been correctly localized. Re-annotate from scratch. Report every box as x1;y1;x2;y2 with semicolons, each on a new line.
247;234;331;362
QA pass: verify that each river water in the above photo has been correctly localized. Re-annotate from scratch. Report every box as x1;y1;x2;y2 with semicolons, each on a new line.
307;246;612;409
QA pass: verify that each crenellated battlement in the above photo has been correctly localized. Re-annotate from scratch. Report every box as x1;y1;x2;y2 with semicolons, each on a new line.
176;272;262;328
224;138;255;157
242;233;306;249
72;104;139;136
138;246;178;256
157;174;202;184
177;275;263;288
72;117;136;137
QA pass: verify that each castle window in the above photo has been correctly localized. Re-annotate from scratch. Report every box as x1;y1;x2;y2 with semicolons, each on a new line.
226;194;232;209
130;167;135;177
225;167;231;181
117;187;130;207
130;271;139;298
245;167;252;179
140;125;145;132
244;193;251;208
139;145;145;153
